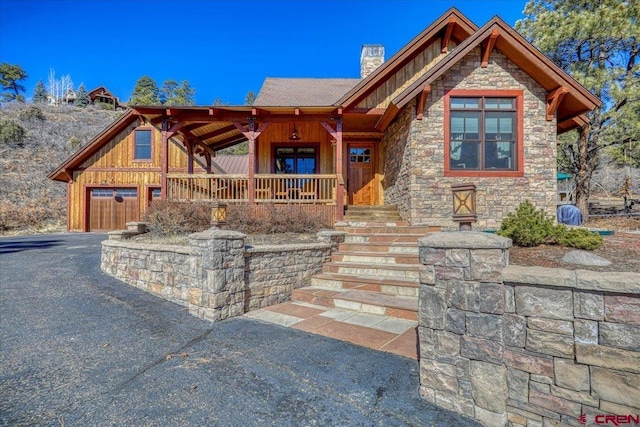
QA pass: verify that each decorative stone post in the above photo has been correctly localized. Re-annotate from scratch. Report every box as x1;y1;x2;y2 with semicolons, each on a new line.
188;228;246;322
418;231;511;427
316;230;347;253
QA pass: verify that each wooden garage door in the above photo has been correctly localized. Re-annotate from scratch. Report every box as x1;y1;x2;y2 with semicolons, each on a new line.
89;188;138;231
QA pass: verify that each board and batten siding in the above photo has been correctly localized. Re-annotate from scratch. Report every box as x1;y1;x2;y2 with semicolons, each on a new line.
67;123;192;231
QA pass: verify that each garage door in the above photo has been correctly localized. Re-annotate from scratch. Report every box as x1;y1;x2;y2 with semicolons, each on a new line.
89;188;139;231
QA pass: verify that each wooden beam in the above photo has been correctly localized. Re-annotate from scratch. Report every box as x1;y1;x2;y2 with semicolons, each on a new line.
160;119;168;200
481;28;500;67
294;108;300;116
204;151;212;174
197;124;238;141
416;84;431;120
185;137;194;174
335;118;344;222
375;103;399;132
441;18;456;53
546;86;569;121
342;131;384;140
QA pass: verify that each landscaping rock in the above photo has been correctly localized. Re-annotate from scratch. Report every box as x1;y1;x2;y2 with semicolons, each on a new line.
562;250;611;266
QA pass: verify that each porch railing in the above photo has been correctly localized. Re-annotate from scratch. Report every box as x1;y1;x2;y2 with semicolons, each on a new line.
166;173;338;204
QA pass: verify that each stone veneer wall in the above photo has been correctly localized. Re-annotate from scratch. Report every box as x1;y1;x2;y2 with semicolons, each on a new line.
383;48;558;229
418;232;640;427
101;229;345;322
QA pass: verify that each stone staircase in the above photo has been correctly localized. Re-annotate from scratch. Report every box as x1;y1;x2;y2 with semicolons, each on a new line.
292;206;438;321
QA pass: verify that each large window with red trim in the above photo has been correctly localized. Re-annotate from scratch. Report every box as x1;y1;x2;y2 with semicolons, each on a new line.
445;90;523;177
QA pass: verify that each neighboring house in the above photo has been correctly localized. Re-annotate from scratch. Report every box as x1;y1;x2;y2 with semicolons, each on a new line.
49;8;600;232
47;88;77;106
88;86;124;110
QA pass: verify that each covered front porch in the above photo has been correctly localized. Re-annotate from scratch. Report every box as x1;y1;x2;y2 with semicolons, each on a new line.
131;106;386;223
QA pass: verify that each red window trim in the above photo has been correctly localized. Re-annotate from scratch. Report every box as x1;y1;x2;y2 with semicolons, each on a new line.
444;89;524;178
132;127;154;163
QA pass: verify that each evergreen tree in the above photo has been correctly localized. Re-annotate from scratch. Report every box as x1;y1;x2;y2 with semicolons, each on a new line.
33;80;47;103
129;76;160;105
75;83;90;107
244;90;256;105
0;63;28;102
159;79;178;105
174;80;196;106
517;0;640;219
160;79;196;106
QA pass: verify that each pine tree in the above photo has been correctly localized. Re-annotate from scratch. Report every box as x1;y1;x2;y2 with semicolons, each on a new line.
159;79;178;105
33;80;47;103
129;76;160;105
244;90;256;106
75;83;90;107
516;0;640;219
0;63;28;102
174;80;195;106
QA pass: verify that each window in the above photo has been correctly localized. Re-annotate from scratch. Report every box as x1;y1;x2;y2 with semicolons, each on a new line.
134;129;152;160
445;91;523;177
274;146;317;174
349;147;371;163
91;189;137;197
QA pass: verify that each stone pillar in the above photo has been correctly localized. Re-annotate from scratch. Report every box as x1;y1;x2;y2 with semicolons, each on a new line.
418;231;511;427
188;228;247;322
316;230;346;253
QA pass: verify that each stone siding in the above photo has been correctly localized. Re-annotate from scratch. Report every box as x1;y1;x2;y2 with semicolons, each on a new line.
101;229;344;322
418;232;640;427
384;49;558;229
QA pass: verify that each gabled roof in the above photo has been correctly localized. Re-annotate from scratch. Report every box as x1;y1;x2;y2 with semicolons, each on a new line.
88;86;118;100
336;8;478;109
254;78;360;107
386;16;601;130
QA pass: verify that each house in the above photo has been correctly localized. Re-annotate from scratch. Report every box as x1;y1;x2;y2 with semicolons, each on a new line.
88;86;124;110
49;8;600;232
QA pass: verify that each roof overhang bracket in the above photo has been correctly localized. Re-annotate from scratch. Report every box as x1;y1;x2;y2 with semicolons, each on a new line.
375;103;399;132
233;121;270;140
441;18;456;53
546;86;570;121
416;84;431;120
481;28;500;68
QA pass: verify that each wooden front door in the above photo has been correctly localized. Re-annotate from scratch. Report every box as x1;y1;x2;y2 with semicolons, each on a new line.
89;188;138;231
347;143;375;205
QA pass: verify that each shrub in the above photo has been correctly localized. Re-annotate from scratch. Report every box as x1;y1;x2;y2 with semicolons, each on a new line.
144;200;210;236
497;200;556;247
226;203;329;234
19;105;46;121
0;119;26;146
555;226;603;250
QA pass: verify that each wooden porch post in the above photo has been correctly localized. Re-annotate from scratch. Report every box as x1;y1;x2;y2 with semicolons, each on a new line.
160;118;168;200
335;118;344;221
185;137;194;174
204;151;212;174
234;120;270;205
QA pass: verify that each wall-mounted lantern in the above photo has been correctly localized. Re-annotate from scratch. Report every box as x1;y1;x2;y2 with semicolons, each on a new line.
452;183;477;230
210;200;227;227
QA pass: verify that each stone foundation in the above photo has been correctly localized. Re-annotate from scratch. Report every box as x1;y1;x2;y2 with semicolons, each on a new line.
101;228;345;322
418;232;640;427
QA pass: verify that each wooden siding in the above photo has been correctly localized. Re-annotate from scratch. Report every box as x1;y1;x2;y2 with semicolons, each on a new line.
356;38;455;110
68;123;193;231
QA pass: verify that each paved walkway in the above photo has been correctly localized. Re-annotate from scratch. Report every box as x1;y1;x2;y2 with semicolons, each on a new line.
246;302;419;359
0;233;478;426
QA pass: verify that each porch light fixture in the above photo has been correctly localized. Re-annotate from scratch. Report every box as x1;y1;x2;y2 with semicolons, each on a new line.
289;123;301;141
210;200;227;227
452;183;477;230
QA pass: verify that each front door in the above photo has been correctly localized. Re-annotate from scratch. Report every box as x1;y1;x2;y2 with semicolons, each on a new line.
347;143;375;205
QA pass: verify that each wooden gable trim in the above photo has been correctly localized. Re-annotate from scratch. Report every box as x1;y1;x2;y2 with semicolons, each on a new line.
546;86;569;121
416;84;431;120
375;103;399;132
389;18;601;133
441;19;456;53
337;8;477;109
481;29;500;67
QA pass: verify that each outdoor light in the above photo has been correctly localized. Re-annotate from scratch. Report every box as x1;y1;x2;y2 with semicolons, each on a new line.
289;123;301;141
210;200;227;227
452;183;477;230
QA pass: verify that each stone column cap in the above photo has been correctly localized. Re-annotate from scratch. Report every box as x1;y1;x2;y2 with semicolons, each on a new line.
317;230;347;238
419;231;512;249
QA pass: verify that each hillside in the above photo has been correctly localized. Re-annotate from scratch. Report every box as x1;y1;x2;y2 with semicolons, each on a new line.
0;103;121;233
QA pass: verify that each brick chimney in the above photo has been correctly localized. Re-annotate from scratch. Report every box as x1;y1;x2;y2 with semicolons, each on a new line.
360;44;385;79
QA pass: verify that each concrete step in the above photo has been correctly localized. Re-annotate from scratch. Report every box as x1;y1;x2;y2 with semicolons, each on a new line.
322;261;420;280
291;286;418;321
344;205;399;212
310;273;419;297
344;233;423;244
331;252;418;265
336;225;434;234
338;242;419;254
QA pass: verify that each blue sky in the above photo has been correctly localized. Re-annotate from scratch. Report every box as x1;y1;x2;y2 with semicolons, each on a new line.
0;0;528;105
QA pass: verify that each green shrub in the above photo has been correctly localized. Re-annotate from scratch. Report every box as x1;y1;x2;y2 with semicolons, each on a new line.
497;200;556;247
19;105;46;121
0;119;26;146
144;200;210;236
555;226;603;250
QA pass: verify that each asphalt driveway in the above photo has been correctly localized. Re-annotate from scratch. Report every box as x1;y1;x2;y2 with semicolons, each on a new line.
0;233;478;426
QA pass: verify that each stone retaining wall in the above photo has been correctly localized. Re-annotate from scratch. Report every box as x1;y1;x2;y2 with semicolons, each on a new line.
101;228;345;322
418;232;640;427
